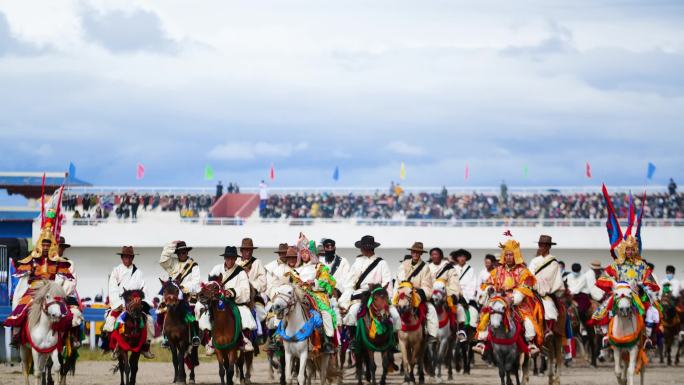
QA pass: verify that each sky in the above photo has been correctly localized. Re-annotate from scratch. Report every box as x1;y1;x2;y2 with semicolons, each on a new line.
0;0;683;189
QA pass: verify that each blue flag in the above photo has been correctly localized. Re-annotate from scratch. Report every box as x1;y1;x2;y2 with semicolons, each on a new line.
68;162;76;181
647;162;656;180
332;166;339;181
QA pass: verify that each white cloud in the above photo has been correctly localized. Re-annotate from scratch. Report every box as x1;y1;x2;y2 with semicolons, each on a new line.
386;140;425;156
208;141;309;160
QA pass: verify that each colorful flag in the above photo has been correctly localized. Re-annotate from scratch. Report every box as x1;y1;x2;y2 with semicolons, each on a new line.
68;162;76;180
464;163;470;181
602;184;623;258
585;161;592;179
522;164;529;178
136;163;145;180
399;161;406;180
332;166;339;182
624;192;635;237
647;162;656;180
635;191;646;253
204;165;214;180
269;163;276;181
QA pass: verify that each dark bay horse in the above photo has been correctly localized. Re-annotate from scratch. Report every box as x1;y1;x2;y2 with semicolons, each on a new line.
352;283;394;385
160;279;198;384
110;289;146;385
660;292;682;366
199;278;240;385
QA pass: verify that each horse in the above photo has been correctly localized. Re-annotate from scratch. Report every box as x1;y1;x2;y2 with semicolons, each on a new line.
607;283;647;385
109;289;147;385
350;283;394;385
429;284;454;380
160;279;198;384
395;283;427;385
270;283;336;385
484;294;530;385
19;280;72;385
46;300;83;385
659;291;681;366
235;285;260;385
199;278;240;385
454;299;478;375
565;291;601;367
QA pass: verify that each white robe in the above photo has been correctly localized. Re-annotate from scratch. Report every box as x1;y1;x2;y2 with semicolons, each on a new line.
237;257;267;294
320;254;350;292
159;243;201;295
206;263;257;330
453;263;477;303
528;254;564;321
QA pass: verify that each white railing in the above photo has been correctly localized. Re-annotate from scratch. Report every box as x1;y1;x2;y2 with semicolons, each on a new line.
63;217;684;228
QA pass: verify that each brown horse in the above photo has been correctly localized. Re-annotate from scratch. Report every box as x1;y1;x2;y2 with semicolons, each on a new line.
395;283;427;385
565;291;602;367
235;286;259;385
160;279;198;384
199;278;240;385
110;289;146;385
352;283;394;385
660;292;682;366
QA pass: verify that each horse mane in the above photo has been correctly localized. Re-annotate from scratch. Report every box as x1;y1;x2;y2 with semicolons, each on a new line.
28;280;66;329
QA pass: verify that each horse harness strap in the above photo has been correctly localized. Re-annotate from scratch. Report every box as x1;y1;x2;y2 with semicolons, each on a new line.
222;265;245;286
330;256;342;276
406;261;426;282
534;257;557;275
459;265;471;281
436;263;453;279
354;258;382;291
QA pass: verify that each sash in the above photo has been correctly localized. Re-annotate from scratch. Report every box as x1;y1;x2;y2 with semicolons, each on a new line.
406;261;426;282
436;263;453;279
354;258;382;290
534;257;557;275
330;256;342;276
222;265;245;286
459;265;471;281
174;260;198;283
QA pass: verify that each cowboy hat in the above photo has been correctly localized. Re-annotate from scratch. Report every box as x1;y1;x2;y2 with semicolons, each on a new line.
407;242;427;254
58;236;71;249
590;260;602;270
239;238;258;250
117;245;138;256
220;246;240;258
174;241;193;254
450;248;472;261
285;246;299;258
274;243;288;254
354;235;380;249
536;235;557;246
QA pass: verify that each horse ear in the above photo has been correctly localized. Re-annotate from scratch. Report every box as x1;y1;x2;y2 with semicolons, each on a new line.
159;278;165;285
383;282;389;290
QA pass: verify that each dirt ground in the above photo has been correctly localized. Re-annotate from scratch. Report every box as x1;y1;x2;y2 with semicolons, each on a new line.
2;356;683;385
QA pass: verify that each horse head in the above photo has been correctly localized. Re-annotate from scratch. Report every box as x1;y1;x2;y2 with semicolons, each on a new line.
271;285;295;320
613;282;638;319
431;280;447;308
199;276;222;305
29;280;67;325
122;288;145;317
488;295;510;330
367;283;390;322
159;278;182;307
395;281;418;315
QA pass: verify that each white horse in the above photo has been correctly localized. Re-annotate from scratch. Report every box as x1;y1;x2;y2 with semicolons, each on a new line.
20;280;70;385
609;283;646;385
271;284;332;385
430;282;453;380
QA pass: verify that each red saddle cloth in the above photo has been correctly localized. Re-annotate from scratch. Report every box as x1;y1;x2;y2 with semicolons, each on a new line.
109;315;147;353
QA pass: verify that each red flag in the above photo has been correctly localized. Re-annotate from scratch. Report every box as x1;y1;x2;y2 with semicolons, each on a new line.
40;173;46;227
585;161;592;179
464;163;470;181
269;163;275;181
136;163;145;180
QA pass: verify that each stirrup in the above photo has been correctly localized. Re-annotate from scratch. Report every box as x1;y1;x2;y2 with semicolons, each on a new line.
528;343;540;356
191;336;201;347
456;330;467;342
472;342;486;356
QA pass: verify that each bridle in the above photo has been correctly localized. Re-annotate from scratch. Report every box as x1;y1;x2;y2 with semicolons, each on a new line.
273;289;297;319
42;295;67;319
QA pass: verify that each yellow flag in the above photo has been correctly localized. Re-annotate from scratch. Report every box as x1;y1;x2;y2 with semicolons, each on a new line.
399;161;406;180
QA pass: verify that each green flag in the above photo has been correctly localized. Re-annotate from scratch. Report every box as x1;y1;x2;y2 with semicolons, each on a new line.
204;165;214;180
523;164;529;178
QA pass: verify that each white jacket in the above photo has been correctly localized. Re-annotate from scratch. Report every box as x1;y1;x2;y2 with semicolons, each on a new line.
108;264;146;310
209;263;252;304
453;263;477;303
528;254;564;297
159;243;201;294
237;257;267;293
320;255;350;291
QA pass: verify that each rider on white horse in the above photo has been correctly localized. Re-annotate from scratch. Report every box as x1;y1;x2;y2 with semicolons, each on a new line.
159;240;202;347
56;236;84;348
395;242;438;345
428;247;463;339
103;246;155;359
200;246;258;352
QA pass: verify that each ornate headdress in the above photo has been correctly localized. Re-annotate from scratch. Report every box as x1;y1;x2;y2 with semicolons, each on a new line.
296;232;318;265
31;180;65;261
498;237;525;265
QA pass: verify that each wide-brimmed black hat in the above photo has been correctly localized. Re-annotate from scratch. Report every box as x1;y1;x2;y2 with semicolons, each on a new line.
58;236;71;249
175;241;193;254
220;246;239;258
536;235;557;246
355;235;380;249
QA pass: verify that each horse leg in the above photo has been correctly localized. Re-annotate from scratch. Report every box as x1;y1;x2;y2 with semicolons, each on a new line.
354;349;363;385
246;352;253;385
118;354;125;385
46;356;54;385
298;350;309;385
178;345;188;385
170;345;179;383
626;347;638;385
130;353;140;385
217;352;226;385
189;346;198;384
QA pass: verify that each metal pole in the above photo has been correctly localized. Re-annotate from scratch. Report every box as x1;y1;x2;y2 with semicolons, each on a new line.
89;321;96;351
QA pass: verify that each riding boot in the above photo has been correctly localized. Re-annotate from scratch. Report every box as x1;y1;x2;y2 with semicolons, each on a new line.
322;334;334;354
161;335;170;349
141;343;155;359
190;322;201;347
349;326;357;351
242;331;254;352
10;327;20;348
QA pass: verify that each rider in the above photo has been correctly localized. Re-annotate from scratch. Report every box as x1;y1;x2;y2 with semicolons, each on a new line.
473;238;544;356
395;242;438;346
236;238;267;295
159;240;201;347
427;247;463;339
592;235;660;348
340;235;401;334
56;236;84;348
208;246;259;352
451;249;479;330
6;221;76;347
103;246;155;359
265;243;290;296
292;235;338;353
527;235;565;342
